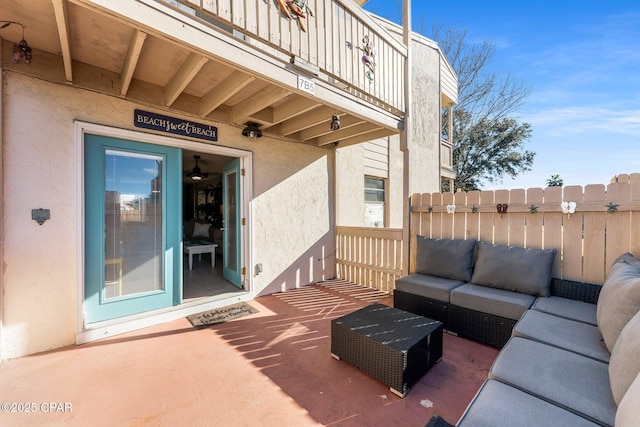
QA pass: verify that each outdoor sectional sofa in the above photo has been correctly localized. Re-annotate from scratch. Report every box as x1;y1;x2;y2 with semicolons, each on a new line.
395;237;640;426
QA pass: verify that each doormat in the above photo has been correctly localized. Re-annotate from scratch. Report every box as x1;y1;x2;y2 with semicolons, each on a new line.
187;302;258;328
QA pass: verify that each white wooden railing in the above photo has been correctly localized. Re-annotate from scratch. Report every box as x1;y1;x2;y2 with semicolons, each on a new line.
336;226;403;293
168;0;407;113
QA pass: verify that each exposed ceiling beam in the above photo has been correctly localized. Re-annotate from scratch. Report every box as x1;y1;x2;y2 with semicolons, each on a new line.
334;129;395;149
120;29;147;96
316;123;382;146
298;114;365;140
232;86;290;124
51;0;73;82
165;53;209;106
200;71;254;116
279;106;334;135
272;97;321;124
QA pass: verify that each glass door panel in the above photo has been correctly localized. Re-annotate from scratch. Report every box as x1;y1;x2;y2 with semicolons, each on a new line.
104;150;164;299
85;134;181;324
223;158;242;288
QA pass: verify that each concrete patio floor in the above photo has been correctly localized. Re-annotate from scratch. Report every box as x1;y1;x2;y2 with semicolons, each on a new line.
0;280;498;427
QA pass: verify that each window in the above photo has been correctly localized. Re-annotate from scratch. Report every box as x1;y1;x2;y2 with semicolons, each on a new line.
364;177;385;227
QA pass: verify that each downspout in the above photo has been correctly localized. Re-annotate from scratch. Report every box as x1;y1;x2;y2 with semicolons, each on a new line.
400;0;412;278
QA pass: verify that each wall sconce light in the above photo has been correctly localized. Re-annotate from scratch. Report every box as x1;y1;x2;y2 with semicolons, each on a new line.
1;21;32;65
446;204;456;214
561;201;576;215
330;115;341;131
242;122;262;141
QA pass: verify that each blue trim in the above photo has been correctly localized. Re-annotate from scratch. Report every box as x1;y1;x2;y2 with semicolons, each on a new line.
84;134;182;323
223;158;242;288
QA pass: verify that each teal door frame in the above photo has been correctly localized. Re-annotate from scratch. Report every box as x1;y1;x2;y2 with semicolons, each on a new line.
222;158;243;288
84;134;182;324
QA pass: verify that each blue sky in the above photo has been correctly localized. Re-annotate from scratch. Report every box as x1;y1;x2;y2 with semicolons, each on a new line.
363;0;640;189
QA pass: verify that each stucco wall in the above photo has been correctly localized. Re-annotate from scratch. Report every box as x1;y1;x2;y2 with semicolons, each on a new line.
1;71;335;359
408;38;443;195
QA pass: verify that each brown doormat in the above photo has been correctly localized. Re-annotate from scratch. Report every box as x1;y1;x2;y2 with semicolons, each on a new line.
187;302;258;328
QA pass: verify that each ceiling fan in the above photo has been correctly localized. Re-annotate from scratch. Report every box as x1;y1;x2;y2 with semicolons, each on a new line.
186;155;209;181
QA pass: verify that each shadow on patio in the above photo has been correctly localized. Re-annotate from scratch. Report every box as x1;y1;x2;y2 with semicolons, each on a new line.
0;279;498;427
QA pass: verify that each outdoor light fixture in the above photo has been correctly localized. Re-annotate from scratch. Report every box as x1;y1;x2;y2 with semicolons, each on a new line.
1;21;32;65
186;155;209;181
242;122;262;141
330;115;341;131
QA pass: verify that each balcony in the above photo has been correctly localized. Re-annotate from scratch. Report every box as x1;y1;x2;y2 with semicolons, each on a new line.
0;0;407;147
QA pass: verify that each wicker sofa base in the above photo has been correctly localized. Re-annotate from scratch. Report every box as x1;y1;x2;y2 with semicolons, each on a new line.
393;290;450;330
448;305;516;348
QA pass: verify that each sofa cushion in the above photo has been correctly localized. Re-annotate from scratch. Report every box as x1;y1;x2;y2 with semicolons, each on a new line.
489;337;616;426
457;379;600;427
470;242;556;296
609;310;640;405
597;252;640;352
512;310;609;363
616;372;640;427
415;236;476;282
450;284;535;320
395;274;464;302
532;296;597;326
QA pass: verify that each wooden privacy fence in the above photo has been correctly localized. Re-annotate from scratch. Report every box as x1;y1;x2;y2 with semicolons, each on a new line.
410;175;640;285
336;226;403;293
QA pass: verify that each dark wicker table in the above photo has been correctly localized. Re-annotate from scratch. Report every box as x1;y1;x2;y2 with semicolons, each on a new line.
331;303;443;397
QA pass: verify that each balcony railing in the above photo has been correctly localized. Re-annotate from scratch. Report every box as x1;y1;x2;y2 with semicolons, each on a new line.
336;226;403;293
170;0;407;113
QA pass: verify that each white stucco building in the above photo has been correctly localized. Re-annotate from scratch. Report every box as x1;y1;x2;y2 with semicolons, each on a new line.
0;0;456;360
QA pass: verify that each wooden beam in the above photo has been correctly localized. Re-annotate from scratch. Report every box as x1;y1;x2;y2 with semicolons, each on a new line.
279;106;334;135
333;129;395;148
51;0;73;82
272;97;321;124
200;71;255;116
165;53;209;106
316;123;382;146
232;86;290;124
298;115;365;141
120;30;147;96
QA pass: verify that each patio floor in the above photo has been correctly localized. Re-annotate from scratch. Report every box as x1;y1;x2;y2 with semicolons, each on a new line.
0;280;498;427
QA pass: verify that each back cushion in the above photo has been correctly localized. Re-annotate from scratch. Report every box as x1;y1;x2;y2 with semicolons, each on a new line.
470;242;556;297
609;310;640;405
616;371;640;427
415;237;476;282
597;252;640;352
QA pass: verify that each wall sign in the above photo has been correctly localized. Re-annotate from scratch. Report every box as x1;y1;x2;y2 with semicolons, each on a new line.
134;109;218;142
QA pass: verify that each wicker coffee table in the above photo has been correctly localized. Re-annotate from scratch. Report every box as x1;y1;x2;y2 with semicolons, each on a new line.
331;303;443;397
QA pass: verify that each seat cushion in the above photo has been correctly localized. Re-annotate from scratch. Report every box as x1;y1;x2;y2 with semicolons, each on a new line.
470;242;556;296
616;372;640;427
532;296;597;326
609;310;640;405
512;310;609;363
415;236;476;282
489;337;616;426
597;252;640;352
450;284;535;321
394;274;464;302
458;379;600;427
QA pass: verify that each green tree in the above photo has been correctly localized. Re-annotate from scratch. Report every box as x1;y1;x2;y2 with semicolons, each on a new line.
430;27;535;191
546;174;564;187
